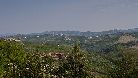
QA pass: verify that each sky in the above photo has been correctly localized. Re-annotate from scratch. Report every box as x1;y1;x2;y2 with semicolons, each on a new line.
0;0;138;34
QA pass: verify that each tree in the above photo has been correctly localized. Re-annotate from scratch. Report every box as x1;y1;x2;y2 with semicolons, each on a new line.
53;44;92;78
107;48;138;78
0;39;26;77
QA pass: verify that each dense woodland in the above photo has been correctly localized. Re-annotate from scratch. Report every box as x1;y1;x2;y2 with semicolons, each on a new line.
0;30;138;78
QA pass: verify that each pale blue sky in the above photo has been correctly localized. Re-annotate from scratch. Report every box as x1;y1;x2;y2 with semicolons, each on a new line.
0;0;138;34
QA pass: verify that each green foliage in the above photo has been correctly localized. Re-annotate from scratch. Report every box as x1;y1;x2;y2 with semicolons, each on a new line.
0;39;26;77
53;44;92;78
18;52;56;78
0;40;92;78
1;34;138;78
107;48;138;78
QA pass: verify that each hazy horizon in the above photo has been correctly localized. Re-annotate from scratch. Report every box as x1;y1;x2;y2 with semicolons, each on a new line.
0;0;138;34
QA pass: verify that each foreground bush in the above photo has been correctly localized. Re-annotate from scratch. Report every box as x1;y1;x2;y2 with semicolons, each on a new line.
0;39;26;77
